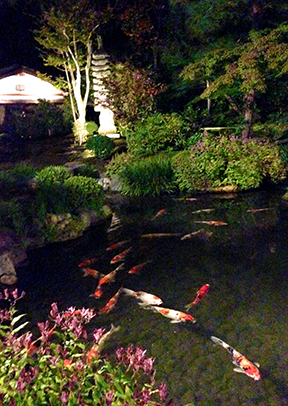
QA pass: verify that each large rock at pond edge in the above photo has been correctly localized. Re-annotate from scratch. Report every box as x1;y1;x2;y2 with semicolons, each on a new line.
0;228;27;266
0;252;18;285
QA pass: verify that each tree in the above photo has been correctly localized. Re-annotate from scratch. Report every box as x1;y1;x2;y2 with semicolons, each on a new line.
35;0;111;145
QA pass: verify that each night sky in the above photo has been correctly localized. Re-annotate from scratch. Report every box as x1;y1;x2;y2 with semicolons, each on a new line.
0;1;45;72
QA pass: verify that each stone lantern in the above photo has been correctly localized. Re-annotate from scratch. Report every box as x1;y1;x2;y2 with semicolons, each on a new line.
91;49;119;138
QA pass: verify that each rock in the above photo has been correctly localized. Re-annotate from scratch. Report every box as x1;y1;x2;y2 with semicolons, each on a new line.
0;252;18;285
0;227;27;266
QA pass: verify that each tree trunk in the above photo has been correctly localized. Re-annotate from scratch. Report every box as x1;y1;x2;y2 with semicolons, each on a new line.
242;90;255;139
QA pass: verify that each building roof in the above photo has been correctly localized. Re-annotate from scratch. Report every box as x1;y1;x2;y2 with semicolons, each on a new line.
0;65;66;104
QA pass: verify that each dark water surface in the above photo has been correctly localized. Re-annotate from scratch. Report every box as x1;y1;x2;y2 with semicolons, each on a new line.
17;189;288;405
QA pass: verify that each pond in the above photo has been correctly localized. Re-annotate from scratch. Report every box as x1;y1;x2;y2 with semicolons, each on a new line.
17;188;288;405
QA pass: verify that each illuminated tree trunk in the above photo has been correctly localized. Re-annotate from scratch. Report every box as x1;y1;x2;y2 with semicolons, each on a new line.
242;90;255;139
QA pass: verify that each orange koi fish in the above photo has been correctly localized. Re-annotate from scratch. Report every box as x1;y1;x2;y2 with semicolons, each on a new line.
151;208;166;220
99;289;122;314
87;324;120;363
141;233;182;239
247;208;270;213
186;284;210;309
122;288;163;307
211;336;261;381
110;247;132;264
82;268;103;278
106;239;131;251
128;261;151;275
194;220;227;226
151;306;196;323
94;287;103;299
78;257;99;268
98;263;125;286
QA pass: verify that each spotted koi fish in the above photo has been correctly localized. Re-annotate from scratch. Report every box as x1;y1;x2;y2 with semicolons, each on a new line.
106;239;131;251
82;268;103;278
98;263;125;286
247;208;270;213
151;306;196;323
186;284;210;309
211;336;261;381
128;261;151;274
141;233;182;239
122;288;163;307
194;220;227;226
99;289;123;314
87;324;120;363
110;247;132;264
78;257;99;268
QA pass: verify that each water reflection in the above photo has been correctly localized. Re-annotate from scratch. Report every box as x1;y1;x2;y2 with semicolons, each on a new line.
17;189;288;405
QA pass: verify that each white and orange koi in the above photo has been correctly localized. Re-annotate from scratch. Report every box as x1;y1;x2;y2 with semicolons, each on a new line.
151;208;166;220
82;268;104;279
110;247;132;264
211;336;261;381
87;324;120;363
151;306;196;323
191;208;214;214
99;289;122;314
122;288;163;307
98;263;125;286
247;208;270;213
186;284;210;309
181;229;212;241
128;261;151;275
194;220;227;226
106;239;131;251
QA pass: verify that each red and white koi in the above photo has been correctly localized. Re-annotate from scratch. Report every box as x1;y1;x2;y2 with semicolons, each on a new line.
128;261;151;275
194;220;227;226
99;289;123;314
122;288;163;307
87;324;120;363
191;208;214;214
247;208;270;213
98;263;125;286
181;228;212;241
211;336;261;381
82;268;103;278
151;208;166;220
106;239;131;251
94;287;103;299
186;284;210;309
110;247;132;264
151;306;196;323
78;257;99;268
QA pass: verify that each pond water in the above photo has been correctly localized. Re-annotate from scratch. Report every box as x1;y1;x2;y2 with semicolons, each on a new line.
16;188;288;405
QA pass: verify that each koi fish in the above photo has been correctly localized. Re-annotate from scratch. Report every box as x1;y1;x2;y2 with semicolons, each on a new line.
247;208;270;213
82;268;103;278
186;284;210;309
87;324;120;363
106;239;131;251
128;261;151;275
110;247;132;264
211;336;261;381
194;220;227;226
141;233;182;239
173;197;197;201
94;287;103;299
99;289;122;314
191;208;214;214
122;288;163;307
98;263;125;286
78;257;99;268
107;213;122;232
151;208;166;220
151;306;196;323
181;229;212;241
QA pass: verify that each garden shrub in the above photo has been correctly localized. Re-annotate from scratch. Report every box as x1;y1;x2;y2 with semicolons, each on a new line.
85;135;114;159
85;121;98;136
105;152;136;178
172;135;288;191
63;176;104;212
0;164;36;195
118;153;177;196
125;113;191;157
0;289;168;405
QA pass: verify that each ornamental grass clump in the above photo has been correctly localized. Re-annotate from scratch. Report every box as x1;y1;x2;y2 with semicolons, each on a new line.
0;289;168;406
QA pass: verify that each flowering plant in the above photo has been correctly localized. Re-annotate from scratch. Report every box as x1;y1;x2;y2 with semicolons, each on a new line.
0;289;168;405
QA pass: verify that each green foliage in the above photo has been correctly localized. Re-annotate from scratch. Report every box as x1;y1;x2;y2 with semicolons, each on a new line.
172;135;287;191
64;176;103;212
5;100;71;140
85;135;114;159
0;290;167;405
103;62;165;127
85;121;98;136
34;166;72;187
105;152;137;178
0;164;36;195
125;113;191;157
118;153;177;196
